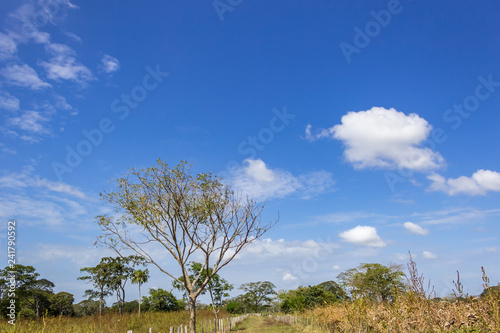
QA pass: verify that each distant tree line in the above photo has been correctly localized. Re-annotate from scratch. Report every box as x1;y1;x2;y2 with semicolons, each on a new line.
1;260;497;321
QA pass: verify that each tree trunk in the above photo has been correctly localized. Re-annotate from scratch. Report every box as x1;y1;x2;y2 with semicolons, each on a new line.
35;298;39;319
138;284;141;317
213;308;219;332
189;296;196;333
121;285;126;315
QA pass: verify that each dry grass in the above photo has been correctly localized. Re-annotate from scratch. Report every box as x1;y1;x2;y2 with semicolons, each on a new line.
0;309;228;333
309;294;499;332
307;260;500;332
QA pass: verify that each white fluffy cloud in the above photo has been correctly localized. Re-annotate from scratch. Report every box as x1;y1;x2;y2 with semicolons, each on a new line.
0;63;51;89
306;107;445;171
339;225;386;248
428;170;500;196
403;221;429;235
422;251;437;259
100;54;120;73
229;158;334;201
282;273;298;281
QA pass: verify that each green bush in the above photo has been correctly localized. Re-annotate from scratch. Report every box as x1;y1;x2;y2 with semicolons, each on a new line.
18;308;36;320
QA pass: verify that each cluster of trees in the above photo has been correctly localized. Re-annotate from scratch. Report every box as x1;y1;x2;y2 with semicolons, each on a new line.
78;255;149;316
0;265;74;320
0;261;186;320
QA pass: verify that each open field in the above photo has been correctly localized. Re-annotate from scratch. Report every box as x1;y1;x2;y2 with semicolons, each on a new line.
0;310;226;333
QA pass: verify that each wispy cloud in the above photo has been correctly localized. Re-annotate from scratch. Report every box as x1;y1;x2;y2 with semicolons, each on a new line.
0;63;51;89
99;54;120;73
0;168;86;199
306;107;445;171
412;207;500;225
307;211;399;226
0;91;20;111
428;170;500;196
0;32;17;61
0;167;90;226
39;43;94;87
0;193;86;226
339;225;386;248
242;238;339;259
6;111;50;136
229;158;335;201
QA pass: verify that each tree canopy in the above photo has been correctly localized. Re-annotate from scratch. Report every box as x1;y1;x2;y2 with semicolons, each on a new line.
337;263;406;302
239;281;277;312
95;159;275;332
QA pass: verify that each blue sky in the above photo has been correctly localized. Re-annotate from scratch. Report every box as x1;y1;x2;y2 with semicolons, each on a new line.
1;0;499;303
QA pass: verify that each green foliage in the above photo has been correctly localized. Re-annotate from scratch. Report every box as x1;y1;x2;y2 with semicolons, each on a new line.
49;292;75;316
279;282;344;313
18;308;36;320
0;265;40;300
0;265;56;319
73;299;101;317
78;255;147;315
225;300;245;314
337;263;405;302
122;300;139;313
142;288;182;312
239;281;276;312
481;285;500;298
172;262;233;309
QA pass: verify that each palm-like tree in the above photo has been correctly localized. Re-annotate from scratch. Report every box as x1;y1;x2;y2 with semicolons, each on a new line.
131;269;149;316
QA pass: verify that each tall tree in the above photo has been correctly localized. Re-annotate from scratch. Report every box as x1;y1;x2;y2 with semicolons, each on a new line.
78;260;114;316
240;281;276;312
337;263;405;302
131;268;149;317
95;159;275;333
102;256;146;314
25;278;54;319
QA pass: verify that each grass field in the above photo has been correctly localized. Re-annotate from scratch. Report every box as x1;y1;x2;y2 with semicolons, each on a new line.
0;310;225;333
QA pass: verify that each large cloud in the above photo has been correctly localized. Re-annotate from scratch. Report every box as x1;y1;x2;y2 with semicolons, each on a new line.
229;158;335;201
428;170;500;196
306;107;445;171
339;225;386;248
